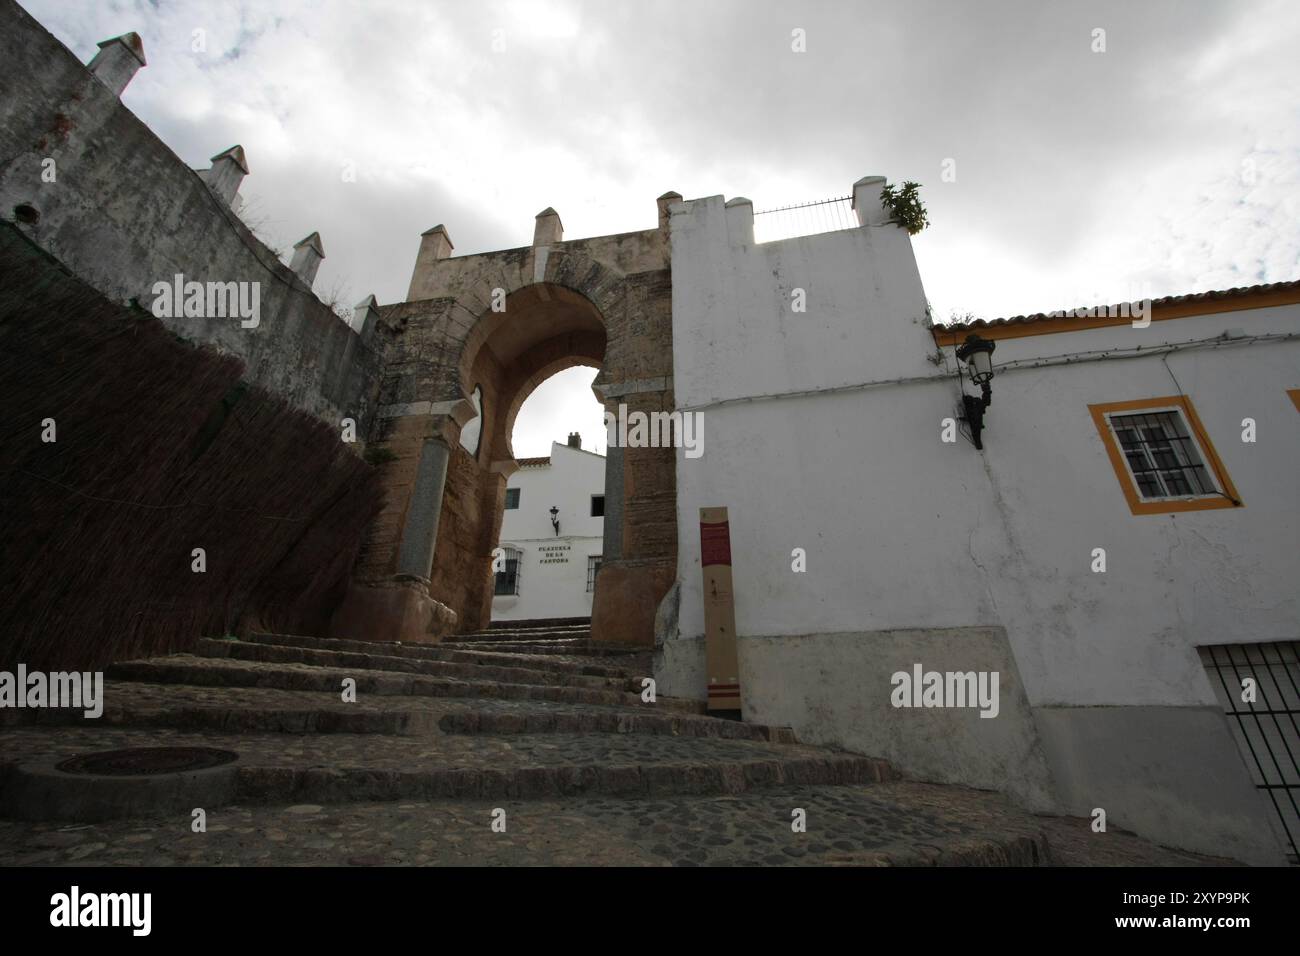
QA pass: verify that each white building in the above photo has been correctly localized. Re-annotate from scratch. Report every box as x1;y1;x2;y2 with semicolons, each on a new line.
492;433;605;623
656;179;1300;865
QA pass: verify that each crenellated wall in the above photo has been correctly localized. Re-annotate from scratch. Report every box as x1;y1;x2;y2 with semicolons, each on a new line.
0;0;382;431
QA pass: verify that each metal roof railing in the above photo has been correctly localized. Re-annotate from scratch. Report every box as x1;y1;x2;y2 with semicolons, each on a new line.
752;195;857;243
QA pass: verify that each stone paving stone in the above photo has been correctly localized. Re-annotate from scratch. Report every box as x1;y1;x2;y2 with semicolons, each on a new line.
0;783;1229;867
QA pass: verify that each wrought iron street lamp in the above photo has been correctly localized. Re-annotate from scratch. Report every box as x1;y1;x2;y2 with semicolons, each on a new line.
955;334;996;449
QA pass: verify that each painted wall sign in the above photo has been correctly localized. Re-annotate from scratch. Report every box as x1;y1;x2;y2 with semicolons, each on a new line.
538;543;572;564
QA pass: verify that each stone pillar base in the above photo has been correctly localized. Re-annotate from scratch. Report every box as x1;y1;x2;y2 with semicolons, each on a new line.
329;576;457;645
590;560;675;647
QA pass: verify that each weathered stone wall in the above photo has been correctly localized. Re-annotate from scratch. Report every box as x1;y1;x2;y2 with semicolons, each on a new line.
0;0;381;429
0;222;380;670
343;221;678;644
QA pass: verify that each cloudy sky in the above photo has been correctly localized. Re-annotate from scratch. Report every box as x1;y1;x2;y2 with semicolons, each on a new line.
20;0;1299;456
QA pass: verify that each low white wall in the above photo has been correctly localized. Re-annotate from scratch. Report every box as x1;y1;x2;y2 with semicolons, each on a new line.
658;626;1056;810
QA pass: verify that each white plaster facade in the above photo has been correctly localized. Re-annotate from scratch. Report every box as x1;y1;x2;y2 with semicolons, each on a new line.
492;439;605;622
657;180;1300;865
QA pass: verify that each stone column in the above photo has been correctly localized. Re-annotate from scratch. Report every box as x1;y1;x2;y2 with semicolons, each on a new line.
396;437;451;579
331;402;473;644
462;459;518;632
589;384;678;646
601;440;625;562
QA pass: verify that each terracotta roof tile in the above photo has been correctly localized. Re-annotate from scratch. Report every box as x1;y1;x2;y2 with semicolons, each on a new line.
931;279;1300;334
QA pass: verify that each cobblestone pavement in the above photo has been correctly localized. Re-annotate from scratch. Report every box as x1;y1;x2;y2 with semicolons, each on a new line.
0;629;1236;866
0;783;1229;867
0;724;870;776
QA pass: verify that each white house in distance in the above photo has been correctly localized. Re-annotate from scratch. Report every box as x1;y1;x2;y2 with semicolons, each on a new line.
657;179;1300;866
492;433;605;623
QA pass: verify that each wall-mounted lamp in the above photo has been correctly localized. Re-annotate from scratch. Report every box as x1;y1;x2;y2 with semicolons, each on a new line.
549;505;560;536
955;334;996;450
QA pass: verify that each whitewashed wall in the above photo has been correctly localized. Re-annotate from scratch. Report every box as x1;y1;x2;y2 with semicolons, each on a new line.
979;308;1300;707
660;184;1299;864
492;441;604;622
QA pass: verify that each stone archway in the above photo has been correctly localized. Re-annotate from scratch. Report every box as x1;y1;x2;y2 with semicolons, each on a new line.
334;219;677;647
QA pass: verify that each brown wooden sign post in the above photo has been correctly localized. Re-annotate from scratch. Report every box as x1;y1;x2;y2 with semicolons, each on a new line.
699;507;741;713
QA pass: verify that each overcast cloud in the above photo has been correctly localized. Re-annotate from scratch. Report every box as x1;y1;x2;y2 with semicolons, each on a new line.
18;0;1299;455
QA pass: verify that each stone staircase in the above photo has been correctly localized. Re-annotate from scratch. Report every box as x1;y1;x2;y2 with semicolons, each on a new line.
445;618;649;662
0;629;1228;866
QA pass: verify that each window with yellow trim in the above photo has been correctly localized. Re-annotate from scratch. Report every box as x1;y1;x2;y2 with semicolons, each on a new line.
1089;396;1241;515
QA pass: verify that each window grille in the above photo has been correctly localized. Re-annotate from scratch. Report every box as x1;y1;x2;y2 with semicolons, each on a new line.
504;488;520;510
494;547;522;595
1107;409;1216;499
1199;641;1300;862
586;555;602;592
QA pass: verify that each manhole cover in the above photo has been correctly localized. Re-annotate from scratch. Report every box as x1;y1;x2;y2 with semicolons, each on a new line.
56;747;239;776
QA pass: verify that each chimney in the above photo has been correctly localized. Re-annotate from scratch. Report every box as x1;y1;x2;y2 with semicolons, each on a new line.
533;207;563;246
567;432;581;449
87;32;146;96
202;145;249;206
290;232;326;287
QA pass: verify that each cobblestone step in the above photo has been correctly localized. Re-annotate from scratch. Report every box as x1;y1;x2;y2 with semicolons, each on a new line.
0;629;1236;864
245;632;640;680
444;642;650;665
195;638;642;693
488;615;592;631
106;655;706;713
0;682;792;742
0;726;889;818
448;627;592;644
